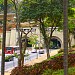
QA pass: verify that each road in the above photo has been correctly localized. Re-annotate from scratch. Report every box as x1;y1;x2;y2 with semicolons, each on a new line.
0;49;57;72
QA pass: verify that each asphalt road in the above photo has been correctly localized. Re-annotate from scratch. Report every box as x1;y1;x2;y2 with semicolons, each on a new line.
0;49;57;72
0;49;46;71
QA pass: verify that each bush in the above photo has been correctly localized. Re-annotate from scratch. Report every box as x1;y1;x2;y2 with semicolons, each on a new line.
42;67;75;75
10;53;75;75
42;69;53;75
72;45;75;48
5;55;14;62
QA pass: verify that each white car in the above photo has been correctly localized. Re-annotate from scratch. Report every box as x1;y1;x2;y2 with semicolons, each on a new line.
39;50;44;54
31;49;37;53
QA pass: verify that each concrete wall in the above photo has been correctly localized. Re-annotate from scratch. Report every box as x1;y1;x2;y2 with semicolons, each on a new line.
10;28;17;46
6;28;75;48
6;31;11;46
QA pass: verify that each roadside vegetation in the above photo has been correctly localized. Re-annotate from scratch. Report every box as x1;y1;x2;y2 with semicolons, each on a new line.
10;47;75;75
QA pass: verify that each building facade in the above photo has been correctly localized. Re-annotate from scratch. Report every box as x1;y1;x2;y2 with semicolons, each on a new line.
5;27;75;49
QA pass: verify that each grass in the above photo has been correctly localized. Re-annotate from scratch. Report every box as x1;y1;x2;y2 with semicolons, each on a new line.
46;53;63;61
42;67;75;75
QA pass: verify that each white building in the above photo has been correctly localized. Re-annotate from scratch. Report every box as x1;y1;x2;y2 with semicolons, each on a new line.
6;27;75;49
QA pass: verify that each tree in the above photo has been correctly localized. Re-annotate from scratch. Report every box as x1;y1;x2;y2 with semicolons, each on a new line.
28;35;38;48
20;0;74;59
68;18;75;50
63;0;68;75
72;28;75;44
20;28;32;66
1;0;7;75
11;0;22;66
0;37;2;49
20;0;63;59
0;0;15;13
28;35;38;58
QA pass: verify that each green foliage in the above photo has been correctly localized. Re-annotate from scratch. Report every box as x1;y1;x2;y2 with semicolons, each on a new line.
0;0;15;13
20;0;62;23
0;0;3;4
28;35;38;45
5;55;14;62
42;69;53;75
52;69;64;75
68;67;75;75
11;52;75;75
72;45;75;48
53;67;75;75
0;37;2;42
42;67;75;75
14;53;18;58
34;46;43;49
34;47;39;49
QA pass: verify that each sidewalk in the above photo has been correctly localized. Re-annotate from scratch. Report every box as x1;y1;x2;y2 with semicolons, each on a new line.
5;49;59;75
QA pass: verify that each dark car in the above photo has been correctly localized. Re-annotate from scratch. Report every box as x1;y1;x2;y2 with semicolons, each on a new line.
51;46;58;49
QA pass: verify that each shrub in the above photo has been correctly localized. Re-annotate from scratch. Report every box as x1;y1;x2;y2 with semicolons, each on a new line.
52;69;64;75
42;67;75;75
72;45;75;48
42;69;53;75
11;53;75;75
5;55;14;62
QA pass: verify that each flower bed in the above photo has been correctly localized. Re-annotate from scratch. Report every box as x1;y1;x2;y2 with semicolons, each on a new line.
10;53;75;75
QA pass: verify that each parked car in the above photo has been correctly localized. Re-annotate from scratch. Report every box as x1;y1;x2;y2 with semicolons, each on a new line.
31;49;37;53
39;50;44;54
50;46;58;49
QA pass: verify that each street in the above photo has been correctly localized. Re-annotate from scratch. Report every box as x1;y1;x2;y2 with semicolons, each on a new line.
0;49;57;72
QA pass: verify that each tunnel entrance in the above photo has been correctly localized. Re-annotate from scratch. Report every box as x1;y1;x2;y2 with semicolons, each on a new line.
50;36;61;49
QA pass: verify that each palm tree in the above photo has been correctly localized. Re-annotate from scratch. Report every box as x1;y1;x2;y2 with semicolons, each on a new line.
1;0;7;75
63;0;68;75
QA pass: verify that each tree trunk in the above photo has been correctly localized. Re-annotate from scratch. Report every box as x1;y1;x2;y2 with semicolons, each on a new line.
13;1;22;67
1;0;7;75
39;18;55;59
68;30;71;50
68;36;71;50
46;44;50;59
63;0;68;75
39;20;50;59
21;35;27;66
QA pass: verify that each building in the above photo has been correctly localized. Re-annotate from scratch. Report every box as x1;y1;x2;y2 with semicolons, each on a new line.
0;13;75;49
